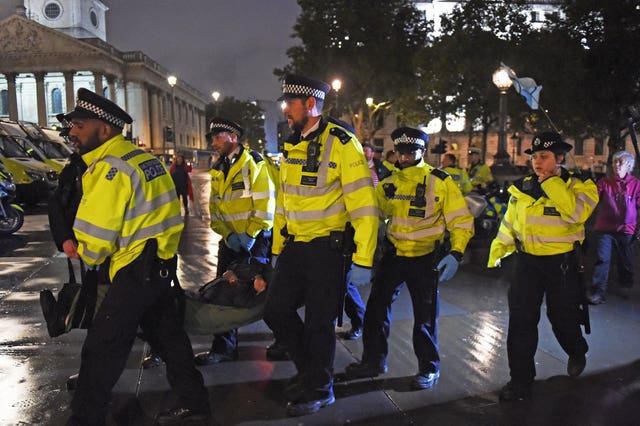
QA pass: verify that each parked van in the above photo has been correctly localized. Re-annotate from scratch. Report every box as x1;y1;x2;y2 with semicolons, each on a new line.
0;127;58;204
0;121;66;172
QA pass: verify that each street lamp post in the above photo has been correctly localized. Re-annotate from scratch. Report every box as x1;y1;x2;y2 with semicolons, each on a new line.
492;66;513;164
167;75;177;158
331;79;341;115
212;91;220;116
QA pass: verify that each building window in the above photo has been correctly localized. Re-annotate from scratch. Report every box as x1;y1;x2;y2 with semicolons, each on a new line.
530;11;539;22
44;2;62;20
574;138;584;156
594;137;604;156
0;90;8;115
90;9;98;28
51;88;62;114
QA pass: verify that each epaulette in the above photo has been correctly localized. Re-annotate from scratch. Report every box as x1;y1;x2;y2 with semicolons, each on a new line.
327;116;356;133
431;168;449;181
249;150;264;163
569;169;593;182
329;126;352;144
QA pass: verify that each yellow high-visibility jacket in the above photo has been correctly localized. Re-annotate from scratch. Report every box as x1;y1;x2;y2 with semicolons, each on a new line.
209;147;276;242
74;134;184;280
272;118;378;267
488;169;598;267
443;166;472;194
378;160;474;257
468;163;494;191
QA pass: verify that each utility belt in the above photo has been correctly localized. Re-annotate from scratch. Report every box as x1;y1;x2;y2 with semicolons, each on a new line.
285;223;356;255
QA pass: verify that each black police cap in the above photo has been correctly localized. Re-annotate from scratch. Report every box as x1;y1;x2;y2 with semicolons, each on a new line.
209;117;243;138
391;127;429;153
55;113;72;137
524;132;573;154
63;88;132;129
277;74;330;102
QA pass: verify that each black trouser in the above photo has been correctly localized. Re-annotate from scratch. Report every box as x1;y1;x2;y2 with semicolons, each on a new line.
70;253;207;425
507;251;588;384
175;185;189;211
210;230;271;354
361;250;440;374
344;280;365;329
263;238;343;396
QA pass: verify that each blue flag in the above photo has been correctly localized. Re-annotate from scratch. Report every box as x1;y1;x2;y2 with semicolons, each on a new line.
500;63;542;110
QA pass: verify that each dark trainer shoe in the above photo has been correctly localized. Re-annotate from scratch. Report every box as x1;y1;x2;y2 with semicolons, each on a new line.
343;326;363;340
345;361;388;379
155;406;211;425
142;353;163;369
194;350;238;366
588;294;605;305
266;341;290;361
499;380;532;401
287;390;335;417
283;373;306;400
66;373;79;391
411;371;440;390
567;354;586;378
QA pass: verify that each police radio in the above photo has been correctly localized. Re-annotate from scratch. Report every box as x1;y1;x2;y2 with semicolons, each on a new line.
302;140;320;173
411;178;427;208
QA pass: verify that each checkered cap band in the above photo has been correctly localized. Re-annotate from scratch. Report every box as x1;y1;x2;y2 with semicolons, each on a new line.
282;83;326;100
393;133;426;147
77;99;127;129
532;137;555;149
209;122;241;135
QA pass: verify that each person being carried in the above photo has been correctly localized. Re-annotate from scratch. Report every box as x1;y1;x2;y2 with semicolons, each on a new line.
189;257;273;309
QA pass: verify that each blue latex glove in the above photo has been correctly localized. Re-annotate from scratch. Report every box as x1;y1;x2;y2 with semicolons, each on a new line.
351;265;371;287
237;233;256;252
437;254;459;283
226;233;242;252
271;255;278;268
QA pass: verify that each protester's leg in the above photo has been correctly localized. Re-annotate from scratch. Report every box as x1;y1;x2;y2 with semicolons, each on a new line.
591;232;612;300
343;281;365;339
615;233;635;291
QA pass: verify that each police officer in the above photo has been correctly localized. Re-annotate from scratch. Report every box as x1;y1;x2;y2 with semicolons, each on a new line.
346;127;474;390
194;118;277;365
441;153;472;194
488;132;598;401
64;88;209;425
467;147;494;193
264;74;378;416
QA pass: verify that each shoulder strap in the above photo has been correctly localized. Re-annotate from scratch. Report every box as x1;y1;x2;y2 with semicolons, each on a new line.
67;258;77;284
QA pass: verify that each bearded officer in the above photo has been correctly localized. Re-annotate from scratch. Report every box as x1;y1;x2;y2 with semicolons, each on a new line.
263;74;379;416
64;88;209;425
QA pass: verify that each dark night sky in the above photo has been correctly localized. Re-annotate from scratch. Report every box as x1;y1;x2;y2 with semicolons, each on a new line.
103;0;300;101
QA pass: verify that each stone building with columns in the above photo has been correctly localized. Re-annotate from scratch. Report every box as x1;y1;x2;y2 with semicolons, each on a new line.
0;1;209;157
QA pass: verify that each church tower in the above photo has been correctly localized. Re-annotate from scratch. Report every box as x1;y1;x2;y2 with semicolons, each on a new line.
22;0;108;41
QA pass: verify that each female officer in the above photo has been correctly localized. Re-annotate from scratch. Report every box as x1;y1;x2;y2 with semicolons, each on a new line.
488;132;598;401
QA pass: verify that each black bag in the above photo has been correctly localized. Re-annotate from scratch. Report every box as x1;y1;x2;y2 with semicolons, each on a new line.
66;264;100;331
40;258;82;337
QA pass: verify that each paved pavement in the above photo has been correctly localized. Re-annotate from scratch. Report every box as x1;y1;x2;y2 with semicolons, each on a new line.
0;170;639;425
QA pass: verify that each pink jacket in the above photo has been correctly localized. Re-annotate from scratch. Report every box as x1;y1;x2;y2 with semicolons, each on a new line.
594;174;640;234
